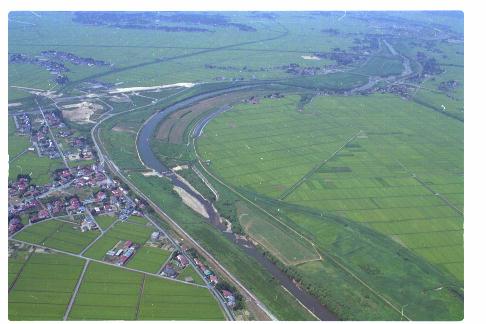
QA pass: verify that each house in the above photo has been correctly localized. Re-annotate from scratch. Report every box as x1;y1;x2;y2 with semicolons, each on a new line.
209;274;218;284
221;290;236;307
176;254;189;268
151;231;160;241
222;290;233;298
95;191;107;202
203;269;213;277
80;218;97;232
162;265;177;278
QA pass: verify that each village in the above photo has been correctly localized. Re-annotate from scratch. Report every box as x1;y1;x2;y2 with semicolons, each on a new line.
8;106;241;313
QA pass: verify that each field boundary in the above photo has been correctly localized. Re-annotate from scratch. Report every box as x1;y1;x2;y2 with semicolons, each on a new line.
396;160;463;216
63;259;90;320
278;130;362;200
192;137;413;321
135;274;146;320
8;249;34;293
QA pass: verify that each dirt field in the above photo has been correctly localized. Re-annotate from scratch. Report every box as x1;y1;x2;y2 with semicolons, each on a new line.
61;101;104;124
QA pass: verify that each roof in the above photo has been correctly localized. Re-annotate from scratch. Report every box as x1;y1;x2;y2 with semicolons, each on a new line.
222;290;233;298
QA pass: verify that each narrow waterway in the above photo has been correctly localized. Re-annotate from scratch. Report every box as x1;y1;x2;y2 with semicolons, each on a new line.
136;86;338;320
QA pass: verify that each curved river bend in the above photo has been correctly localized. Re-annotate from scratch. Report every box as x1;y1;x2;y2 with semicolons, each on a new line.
137;85;337;320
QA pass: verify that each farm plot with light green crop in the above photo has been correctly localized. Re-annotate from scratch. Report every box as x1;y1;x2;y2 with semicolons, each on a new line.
8;248;31;288
83;221;154;260
139;276;224;320
9;251;84;320
67;262;143;320
197;93;463;282
13;218;101;254
68;262;223;320
126;246;172;273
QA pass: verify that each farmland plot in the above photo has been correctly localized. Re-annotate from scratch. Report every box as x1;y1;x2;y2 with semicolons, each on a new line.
198;93;463;283
9;252;84;320
13;218;101;254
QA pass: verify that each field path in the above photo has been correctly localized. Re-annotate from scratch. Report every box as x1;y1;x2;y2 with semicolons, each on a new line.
135;274;146;320
396;160;463;216
8;249;34;293
79;219;119;256
193;136;413;321
63;259;90;320
278;130;362;200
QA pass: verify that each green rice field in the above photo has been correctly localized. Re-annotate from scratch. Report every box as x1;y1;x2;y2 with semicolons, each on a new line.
9;251;84;320
68;262;223;320
126;246;172;273
13;218;101;254
197;93;463;282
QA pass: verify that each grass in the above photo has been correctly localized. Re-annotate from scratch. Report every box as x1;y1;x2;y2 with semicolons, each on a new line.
13;218;101;254
94;214;117;230
127;215;149;225
276;72;368;91
8;116;31;158
8;151;64;185
68;261;144;320
198;94;463;279
178;266;206;285
236;201;320;265
9;251;85;320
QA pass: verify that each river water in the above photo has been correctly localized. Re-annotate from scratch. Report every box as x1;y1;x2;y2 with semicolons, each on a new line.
136;85;338;320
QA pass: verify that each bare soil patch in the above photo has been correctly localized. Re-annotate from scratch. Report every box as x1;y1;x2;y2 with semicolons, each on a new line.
61;101;104;124
173;186;209;218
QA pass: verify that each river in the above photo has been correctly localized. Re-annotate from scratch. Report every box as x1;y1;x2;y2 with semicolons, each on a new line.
136;85;338;320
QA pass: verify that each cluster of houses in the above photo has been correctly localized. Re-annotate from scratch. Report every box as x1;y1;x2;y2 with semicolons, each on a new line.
13;113;31;135
105;240;138;266
66;136;94;162
263;92;285;99
33;124;61;159
40;50;111;68
8;176;47;199
194;255;238;308
12;111;66;160
52;164;105;187
193;257;219;285
9;50;112;85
